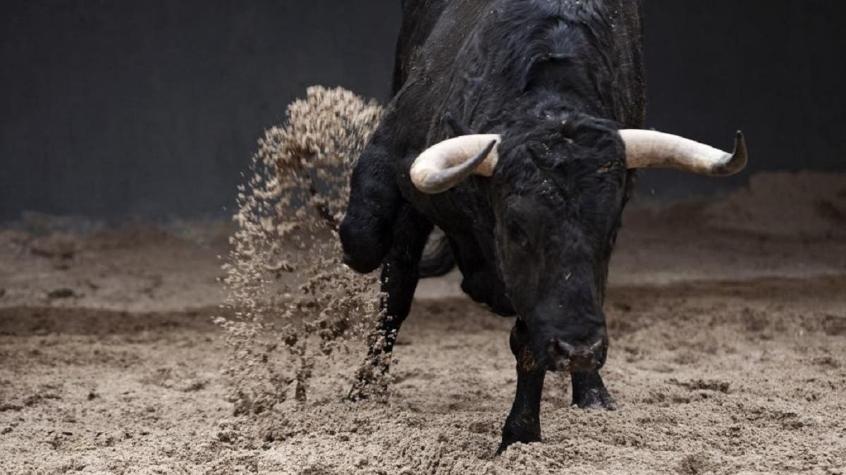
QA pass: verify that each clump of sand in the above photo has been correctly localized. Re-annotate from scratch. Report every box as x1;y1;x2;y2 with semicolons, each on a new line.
218;86;384;415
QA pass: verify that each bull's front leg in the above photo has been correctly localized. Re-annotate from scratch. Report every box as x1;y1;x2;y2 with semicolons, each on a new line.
347;205;432;401
498;319;546;454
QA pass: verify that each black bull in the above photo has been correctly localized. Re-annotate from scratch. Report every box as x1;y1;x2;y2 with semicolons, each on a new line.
339;0;743;453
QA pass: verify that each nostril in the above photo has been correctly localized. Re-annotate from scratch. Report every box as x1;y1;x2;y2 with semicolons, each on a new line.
547;340;569;372
554;339;575;356
589;338;604;355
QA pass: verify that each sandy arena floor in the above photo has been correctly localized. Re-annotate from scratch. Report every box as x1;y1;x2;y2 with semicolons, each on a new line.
1;172;845;473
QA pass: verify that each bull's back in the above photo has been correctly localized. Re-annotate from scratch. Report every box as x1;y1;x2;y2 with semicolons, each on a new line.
393;0;497;94
393;0;451;93
394;0;645;127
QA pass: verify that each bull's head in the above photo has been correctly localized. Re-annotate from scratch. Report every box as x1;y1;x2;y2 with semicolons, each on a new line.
410;115;747;372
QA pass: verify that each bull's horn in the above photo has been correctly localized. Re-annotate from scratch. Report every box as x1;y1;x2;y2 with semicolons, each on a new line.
620;130;748;176
410;134;501;194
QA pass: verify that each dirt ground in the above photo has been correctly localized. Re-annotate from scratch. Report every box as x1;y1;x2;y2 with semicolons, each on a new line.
1;172;845;474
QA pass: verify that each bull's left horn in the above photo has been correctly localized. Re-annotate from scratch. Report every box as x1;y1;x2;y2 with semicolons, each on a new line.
410;134;501;194
620;130;748;176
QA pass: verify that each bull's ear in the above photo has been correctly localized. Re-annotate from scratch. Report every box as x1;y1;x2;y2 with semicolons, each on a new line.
340;130;402;273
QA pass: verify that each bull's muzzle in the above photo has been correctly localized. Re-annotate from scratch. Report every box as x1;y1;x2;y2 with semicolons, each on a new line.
548;338;604;373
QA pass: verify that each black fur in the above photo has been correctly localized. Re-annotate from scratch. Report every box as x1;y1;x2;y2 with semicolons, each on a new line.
341;0;645;452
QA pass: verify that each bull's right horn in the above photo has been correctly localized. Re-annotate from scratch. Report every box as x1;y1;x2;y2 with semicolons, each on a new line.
620;130;748;176
410;134;501;194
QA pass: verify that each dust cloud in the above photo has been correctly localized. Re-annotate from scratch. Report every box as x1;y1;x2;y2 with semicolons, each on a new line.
218;86;385;415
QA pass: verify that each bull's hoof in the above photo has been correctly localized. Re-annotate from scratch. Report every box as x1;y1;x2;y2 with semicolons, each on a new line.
346;385;368;402
573;387;616;410
496;432;541;455
346;378;388;403
571;371;616;410
497;420;541;455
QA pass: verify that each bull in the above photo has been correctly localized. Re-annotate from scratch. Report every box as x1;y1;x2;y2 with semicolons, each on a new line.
340;0;747;453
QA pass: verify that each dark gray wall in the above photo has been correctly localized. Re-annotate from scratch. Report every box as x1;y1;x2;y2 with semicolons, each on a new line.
639;1;846;198
2;1;844;221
